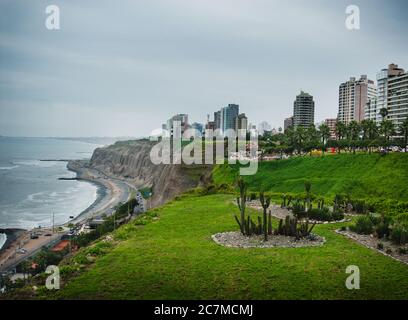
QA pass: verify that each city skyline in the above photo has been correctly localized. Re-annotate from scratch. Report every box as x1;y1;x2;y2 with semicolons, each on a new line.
1;0;408;137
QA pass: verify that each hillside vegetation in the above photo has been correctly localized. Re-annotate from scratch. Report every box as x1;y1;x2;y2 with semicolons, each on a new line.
213;153;408;203
51;194;408;299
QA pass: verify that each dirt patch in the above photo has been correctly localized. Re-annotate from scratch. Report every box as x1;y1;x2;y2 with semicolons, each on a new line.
212;231;325;248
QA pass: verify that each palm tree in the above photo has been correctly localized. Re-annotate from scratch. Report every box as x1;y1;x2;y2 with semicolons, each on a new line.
379;107;388;121
365;119;378;153
335;121;347;140
360;119;378;153
318;124;331;155
399;117;408;152
380;120;395;152
305;125;319;156
294;126;306;155
335;121;347;153
347;121;361;153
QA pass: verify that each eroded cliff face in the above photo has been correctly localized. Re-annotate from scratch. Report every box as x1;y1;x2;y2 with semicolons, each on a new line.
88;140;210;208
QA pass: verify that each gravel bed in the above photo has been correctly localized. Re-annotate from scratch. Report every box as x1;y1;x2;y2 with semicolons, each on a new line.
212;231;325;248
336;229;408;265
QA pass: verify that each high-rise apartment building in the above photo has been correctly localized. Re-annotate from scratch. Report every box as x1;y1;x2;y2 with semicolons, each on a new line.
284;116;294;133
293;91;315;127
338;75;376;124
234;113;248;132
376;64;405;123
364;97;378;121
166;114;189;137
324;118;337;140
258;121;271;135
220;104;239;134
387;71;408;129
214;111;221;130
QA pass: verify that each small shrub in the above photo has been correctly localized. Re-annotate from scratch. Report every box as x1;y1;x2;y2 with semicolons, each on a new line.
390;223;408;245
332;210;345;221
375;222;390;239
308;208;331;221
353;200;368;214
398;247;408;255
377;242;384;250
386;248;393;254
350;215;374;235
340;226;347;231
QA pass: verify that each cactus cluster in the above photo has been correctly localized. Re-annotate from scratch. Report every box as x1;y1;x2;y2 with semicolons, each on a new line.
276;215;316;239
235;180;317;240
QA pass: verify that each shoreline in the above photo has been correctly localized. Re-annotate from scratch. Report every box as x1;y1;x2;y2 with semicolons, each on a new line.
0;160;136;271
65;160;136;225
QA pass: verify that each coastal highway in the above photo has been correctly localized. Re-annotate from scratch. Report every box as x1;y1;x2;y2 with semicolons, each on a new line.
0;160;139;273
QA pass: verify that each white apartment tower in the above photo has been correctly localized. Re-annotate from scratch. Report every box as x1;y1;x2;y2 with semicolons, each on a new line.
338;75;376;124
376;64;405;123
387;71;408;128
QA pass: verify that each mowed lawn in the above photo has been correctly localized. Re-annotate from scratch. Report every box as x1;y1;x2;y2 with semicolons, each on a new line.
58;194;408;299
213;153;408;201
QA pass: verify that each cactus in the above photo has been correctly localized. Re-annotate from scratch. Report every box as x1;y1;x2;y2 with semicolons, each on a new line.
268;211;272;235
236;178;248;235
260;191;271;241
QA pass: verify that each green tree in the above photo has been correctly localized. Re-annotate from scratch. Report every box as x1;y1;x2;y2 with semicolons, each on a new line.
318;124;331;154
379;107;389;121
347;121;361;153
399;117;408;152
380;120;395;152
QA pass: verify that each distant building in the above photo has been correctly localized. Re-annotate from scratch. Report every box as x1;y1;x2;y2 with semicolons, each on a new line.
214;110;221;130
338;75;376;124
166;114;189;137
293;91;315;127
205;121;215;131
191;122;204;136
234;113;248;132
220;104;239;134
258;121;272;135
284;116;294;133
324;118;337;140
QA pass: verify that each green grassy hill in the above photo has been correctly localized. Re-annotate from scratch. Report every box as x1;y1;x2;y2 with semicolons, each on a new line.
52;194;408;299
213;153;408;202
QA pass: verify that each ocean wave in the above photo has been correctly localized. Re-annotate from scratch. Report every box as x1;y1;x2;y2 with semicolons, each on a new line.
0;165;19;170
13;160;60;168
0;233;7;250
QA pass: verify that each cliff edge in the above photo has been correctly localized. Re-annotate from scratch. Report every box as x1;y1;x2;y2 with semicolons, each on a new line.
88;139;211;208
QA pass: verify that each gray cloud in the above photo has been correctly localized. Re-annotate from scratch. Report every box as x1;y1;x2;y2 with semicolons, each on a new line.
1;0;408;136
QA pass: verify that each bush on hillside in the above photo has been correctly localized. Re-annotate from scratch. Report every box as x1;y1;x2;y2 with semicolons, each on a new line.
350;215;374;235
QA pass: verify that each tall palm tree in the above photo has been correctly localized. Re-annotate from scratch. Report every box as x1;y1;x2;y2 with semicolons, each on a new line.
380;120;395;152
380;120;395;141
379;107;389;121
347;121;361;153
335;121;347;140
335;121;347;153
318;124;331;155
294;126;306;155
360;119;378;153
399;117;408;152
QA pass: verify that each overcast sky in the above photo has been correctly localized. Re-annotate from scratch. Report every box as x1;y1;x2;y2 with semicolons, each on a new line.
1;0;407;137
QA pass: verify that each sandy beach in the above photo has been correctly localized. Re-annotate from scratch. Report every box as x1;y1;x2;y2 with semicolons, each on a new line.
66;160;136;223
0;160;137;272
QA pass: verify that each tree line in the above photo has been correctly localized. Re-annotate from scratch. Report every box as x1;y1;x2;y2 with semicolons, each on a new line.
260;110;408;155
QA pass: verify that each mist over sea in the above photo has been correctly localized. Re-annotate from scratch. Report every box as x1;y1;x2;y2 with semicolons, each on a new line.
0;137;101;230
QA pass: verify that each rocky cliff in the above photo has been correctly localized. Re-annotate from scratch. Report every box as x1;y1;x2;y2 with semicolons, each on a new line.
88;139;211;208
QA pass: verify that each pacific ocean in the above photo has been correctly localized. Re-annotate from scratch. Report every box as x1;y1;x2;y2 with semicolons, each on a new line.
0;137;101;229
